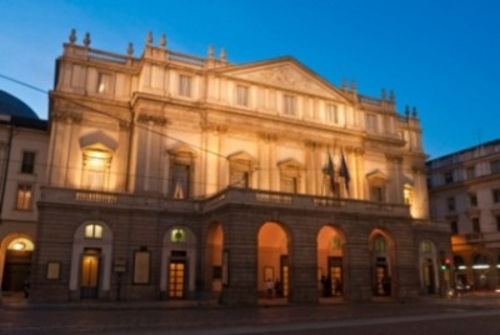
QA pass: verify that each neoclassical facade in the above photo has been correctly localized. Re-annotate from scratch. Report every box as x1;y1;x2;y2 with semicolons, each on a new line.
427;139;500;290
30;30;450;304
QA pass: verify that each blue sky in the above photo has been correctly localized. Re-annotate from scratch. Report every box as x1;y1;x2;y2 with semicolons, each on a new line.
1;0;499;159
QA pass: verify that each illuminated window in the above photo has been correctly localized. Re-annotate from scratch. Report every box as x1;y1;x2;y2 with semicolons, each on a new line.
171;228;186;243
325;104;338;123
366;114;377;132
21;151;36;174
16;184;32;210
7;238;34;251
82;149;112;190
230;171;249;188
179;74;192;97
170;163;190;199
236;85;249;106
404;187;413;205
84;223;103;239
97;72;113;94
283;94;296;115
420;241;431;252
374;236;386;251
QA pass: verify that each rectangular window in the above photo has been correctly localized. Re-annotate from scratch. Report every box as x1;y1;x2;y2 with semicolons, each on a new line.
21;151;36;174
370;186;385;202
466;166;475;179
472;218;480;233
447;197;455;211
171;163;190;199
230;170;249;188
491;159;500;174
179;75;192;97
444;171;454;184
366;114;377;132
281;176;298;193
16;184;32;210
283;94;296;115
236;85;249;106
450;220;458;235
325;104;338;123
469;193;478;207
493;189;500;203
496;216;500;231
97;72;112;94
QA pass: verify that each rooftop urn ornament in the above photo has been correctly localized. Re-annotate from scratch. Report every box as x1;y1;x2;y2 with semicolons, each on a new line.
208;44;214;59
389;90;395;102
146;31;153;45
83;32;91;47
69;29;77;44
412;107;418;117
160;34;167;48
405;105;410;117
381;88;387;100
341;78;347;90
350;80;357;91
220;47;226;61
127;42;134;56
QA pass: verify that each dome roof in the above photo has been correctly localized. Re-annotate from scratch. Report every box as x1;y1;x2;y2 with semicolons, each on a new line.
0;90;39;119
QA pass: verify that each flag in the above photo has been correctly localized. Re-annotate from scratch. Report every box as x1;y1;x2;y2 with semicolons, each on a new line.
339;150;350;194
323;151;335;194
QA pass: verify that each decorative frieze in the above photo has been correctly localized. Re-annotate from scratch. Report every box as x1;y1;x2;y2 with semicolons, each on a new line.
137;113;169;126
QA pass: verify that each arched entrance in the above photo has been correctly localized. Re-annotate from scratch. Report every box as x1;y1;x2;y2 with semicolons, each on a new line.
418;240;438;294
1;236;34;296
206;222;224;298
161;226;197;300
257;222;289;300
369;230;395;297
317;226;345;299
70;221;113;300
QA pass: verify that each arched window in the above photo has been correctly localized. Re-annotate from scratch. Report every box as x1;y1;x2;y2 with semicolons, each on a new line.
171;228;186;243
84;223;103;239
374;236;386;251
420;240;432;252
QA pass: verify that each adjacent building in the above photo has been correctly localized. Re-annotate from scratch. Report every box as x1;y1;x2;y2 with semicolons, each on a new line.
13;30;452;305
0;90;48;295
427;140;500;290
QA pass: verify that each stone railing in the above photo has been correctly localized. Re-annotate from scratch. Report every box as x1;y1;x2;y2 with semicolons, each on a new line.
40;186;410;217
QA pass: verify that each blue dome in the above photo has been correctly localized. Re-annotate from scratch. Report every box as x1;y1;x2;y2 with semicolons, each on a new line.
0;90;39;119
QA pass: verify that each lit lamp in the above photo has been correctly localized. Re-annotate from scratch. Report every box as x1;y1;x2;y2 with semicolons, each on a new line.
12;241;26;251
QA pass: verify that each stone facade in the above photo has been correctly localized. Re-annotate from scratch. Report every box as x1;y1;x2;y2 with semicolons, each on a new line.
30;30;450;304
427;139;500;291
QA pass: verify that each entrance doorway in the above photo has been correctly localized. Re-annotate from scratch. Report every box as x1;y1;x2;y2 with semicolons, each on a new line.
168;260;186;299
80;249;100;299
328;257;343;296
422;258;436;294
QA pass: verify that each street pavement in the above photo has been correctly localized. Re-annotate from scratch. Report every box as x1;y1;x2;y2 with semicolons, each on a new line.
2;292;500;334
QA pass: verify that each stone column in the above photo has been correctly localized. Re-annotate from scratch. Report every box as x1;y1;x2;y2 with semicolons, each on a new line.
354;147;365;200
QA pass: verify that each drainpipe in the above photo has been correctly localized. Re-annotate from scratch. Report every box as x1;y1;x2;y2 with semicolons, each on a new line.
0;124;14;220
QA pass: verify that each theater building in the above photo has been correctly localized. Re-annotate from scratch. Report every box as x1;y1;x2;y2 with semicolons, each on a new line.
29;30;450;304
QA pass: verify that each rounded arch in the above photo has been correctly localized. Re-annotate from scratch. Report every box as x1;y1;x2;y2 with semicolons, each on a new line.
69;220;114;298
257;221;290;300
317;225;346;299
160;225;197;299
368;228;396;297
0;232;35;294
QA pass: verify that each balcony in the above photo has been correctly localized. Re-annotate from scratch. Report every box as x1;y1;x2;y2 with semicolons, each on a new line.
40;186;411;218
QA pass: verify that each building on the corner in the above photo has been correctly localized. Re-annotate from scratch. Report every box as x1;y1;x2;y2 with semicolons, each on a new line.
29;30;451;304
0;90;48;296
427;140;500;291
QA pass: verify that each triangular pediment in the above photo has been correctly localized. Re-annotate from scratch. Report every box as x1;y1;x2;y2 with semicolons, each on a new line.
366;169;388;181
218;58;349;102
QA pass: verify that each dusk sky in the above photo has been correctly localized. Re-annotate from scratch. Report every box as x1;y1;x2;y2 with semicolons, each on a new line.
1;0;498;159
